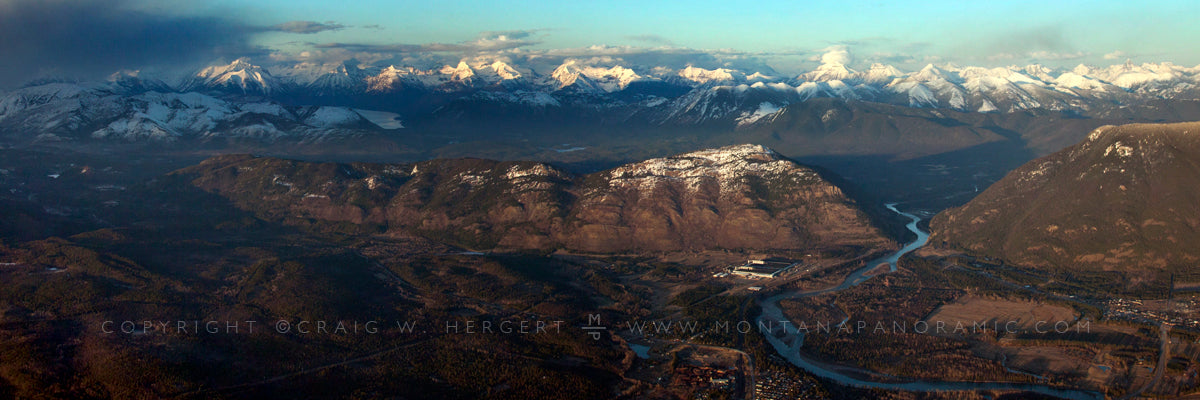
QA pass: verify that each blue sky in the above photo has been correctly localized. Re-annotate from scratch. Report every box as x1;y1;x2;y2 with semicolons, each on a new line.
2;0;1198;86
213;0;1200;72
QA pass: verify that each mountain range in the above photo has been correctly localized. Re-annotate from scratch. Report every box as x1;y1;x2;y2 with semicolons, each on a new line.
4;57;1200;149
186;57;1200;115
173;144;891;254
3;57;1199;170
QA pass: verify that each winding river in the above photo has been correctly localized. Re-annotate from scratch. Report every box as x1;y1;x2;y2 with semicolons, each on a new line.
756;203;1104;400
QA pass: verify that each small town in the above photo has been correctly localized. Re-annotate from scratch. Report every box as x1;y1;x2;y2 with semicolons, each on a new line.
673;365;736;392
1105;297;1200;329
753;369;825;400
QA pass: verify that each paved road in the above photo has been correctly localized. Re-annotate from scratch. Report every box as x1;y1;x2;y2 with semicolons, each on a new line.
1119;323;1171;400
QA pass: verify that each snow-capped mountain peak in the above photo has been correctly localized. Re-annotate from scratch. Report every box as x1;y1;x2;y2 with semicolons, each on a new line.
305;61;369;95
103;70;172;94
745;72;775;82
550;60;646;92
183;58;279;95
861;63;904;85
439;61;476;82
13;54;1200;146
364;65;413;93
799;62;858;83
1092;61;1188;89
1053;72;1112;91
677;66;743;85
483;60;522;80
1071;64;1094;76
912;64;961;83
1021;64;1055;82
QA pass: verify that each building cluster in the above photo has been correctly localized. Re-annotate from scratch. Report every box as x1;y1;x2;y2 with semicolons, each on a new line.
1105;298;1200;328
673;365;737;392
754;370;821;400
714;259;800;279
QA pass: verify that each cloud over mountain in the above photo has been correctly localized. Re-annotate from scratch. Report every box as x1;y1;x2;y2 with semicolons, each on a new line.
314;29;545;56
0;0;265;87
819;45;852;65
1;0;1188;89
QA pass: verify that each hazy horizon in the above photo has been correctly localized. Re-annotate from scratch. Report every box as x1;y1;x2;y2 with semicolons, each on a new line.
3;0;1200;87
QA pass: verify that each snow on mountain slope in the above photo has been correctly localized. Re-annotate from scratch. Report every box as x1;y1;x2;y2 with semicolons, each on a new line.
154;56;1200;119
0;83;117;137
796;81;859;101
0;83;93;120
656;86;740;124
910;63;963;84
469;59;526;82
1021;64;1056;82
958;67;1046;111
861;63;904;85
467;90;561;107
604;144;810;194
677;66;744;85
104;70;173;95
745;72;776;82
1092;61;1187;89
1053;72;1113;91
353;109;404;129
977;99;998;113
798;62;857;83
0;83;380;142
10;56;1200;144
301;107;369;129
736;102;783;126
355;59;529;93
182;59;282;95
881;81;936;108
550;60;648;93
880;64;969;109
365;66;426;93
237;102;292;118
653;78;865;125
91;92;242;140
155;56;1200;115
306;62;369;96
439;61;476;84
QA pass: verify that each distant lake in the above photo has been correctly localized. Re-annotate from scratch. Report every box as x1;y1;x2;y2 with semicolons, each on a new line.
629;344;651;359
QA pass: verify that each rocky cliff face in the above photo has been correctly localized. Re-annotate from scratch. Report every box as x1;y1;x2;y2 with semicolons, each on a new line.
931;121;1200;273
563;145;886;252
176;144;891;253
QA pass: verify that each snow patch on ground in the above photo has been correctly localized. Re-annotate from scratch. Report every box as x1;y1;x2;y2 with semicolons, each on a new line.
303;107;363;128
978;99;998;113
605;144;813;194
736;102;782;126
1104;141;1134;158
353;109;404;129
1087;126;1114;141
240;102;291;117
470;91;560;107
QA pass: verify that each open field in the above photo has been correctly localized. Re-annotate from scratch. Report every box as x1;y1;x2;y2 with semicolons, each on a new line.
925;296;1079;331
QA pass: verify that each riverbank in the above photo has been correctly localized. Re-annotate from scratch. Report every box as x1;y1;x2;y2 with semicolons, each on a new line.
756;203;1104;400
